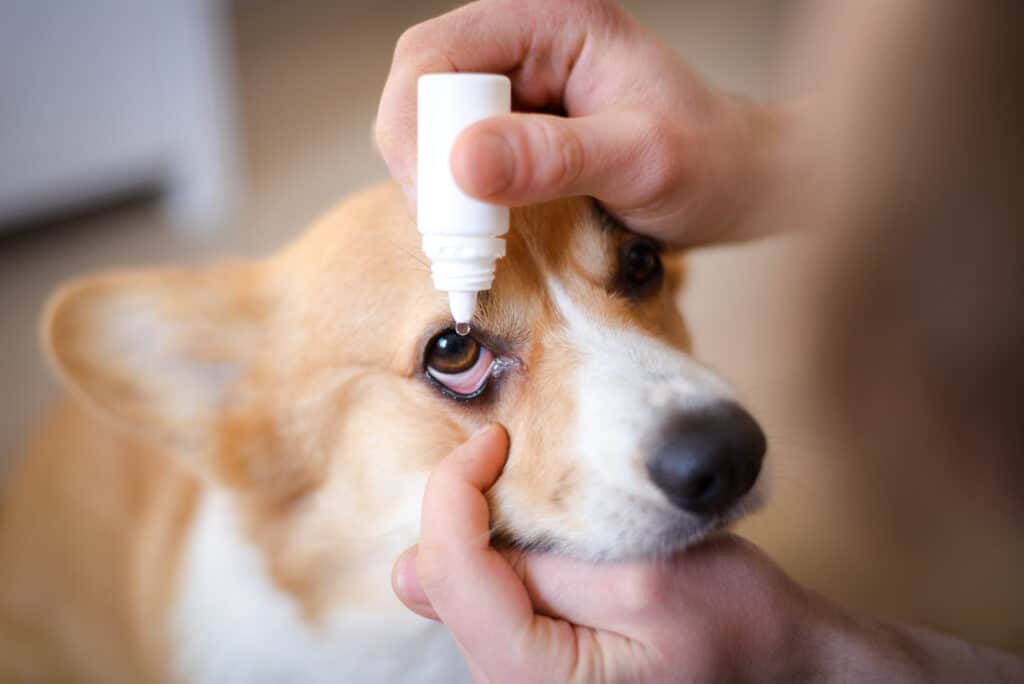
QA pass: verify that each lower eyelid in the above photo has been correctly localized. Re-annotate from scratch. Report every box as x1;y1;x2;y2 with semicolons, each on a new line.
427;348;495;395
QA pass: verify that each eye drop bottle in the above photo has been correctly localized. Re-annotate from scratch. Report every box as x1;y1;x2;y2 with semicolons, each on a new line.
417;73;511;333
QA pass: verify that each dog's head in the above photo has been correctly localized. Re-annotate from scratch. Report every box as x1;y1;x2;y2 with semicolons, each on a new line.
44;183;764;584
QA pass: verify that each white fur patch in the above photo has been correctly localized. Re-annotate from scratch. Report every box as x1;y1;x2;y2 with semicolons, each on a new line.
172;490;468;684
543;280;754;558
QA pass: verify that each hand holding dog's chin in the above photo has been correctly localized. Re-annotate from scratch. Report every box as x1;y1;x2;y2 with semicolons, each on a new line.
375;0;789;248
394;426;830;682
393;426;1024;683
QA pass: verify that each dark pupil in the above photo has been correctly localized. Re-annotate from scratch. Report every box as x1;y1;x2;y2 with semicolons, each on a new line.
429;332;480;374
625;243;659;285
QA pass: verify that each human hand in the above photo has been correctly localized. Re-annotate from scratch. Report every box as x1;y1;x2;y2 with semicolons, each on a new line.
392;425;830;683
393;425;1024;683
376;0;789;247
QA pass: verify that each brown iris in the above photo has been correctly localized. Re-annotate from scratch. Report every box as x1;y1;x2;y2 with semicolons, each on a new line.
426;330;481;374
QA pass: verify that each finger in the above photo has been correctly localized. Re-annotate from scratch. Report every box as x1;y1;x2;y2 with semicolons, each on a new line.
392;546;503;682
391;546;439;621
415;424;545;671
450;110;688;219
374;0;628;204
511;534;779;636
502;549;669;633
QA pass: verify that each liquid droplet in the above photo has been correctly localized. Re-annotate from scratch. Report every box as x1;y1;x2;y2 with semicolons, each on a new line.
454;321;472;336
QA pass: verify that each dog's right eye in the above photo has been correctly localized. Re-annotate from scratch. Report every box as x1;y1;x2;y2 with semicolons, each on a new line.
425;331;495;399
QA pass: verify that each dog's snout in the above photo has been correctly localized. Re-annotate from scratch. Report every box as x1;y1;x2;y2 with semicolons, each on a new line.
647;402;766;515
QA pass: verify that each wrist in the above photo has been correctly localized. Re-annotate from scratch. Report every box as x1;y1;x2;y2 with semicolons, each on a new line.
686;92;799;247
741;585;932;684
741;95;810;240
802;595;1024;683
809;600;931;683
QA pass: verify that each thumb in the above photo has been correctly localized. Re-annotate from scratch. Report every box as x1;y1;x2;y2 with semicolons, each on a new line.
414;425;543;670
392;546;439;621
451;110;687;218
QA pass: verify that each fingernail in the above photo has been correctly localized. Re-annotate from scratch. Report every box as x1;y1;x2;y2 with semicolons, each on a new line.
463;132;514;197
393;547;431;609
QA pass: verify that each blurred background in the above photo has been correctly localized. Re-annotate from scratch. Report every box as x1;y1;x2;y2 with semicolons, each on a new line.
1;0;1020;654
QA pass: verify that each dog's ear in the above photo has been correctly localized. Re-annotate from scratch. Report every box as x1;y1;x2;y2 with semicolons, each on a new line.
42;263;270;475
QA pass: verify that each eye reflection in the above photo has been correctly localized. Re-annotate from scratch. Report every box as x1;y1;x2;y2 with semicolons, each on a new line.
425;330;495;398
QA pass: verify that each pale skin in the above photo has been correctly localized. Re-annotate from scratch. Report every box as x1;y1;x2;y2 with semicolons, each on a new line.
393;427;1023;683
376;0;1024;680
375;0;786;248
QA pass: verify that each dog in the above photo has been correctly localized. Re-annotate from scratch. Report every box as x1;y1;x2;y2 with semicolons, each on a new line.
0;182;766;682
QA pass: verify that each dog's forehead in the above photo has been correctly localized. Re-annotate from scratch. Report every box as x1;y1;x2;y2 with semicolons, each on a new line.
505;197;613;287
466;196;616;342
269;183;614;371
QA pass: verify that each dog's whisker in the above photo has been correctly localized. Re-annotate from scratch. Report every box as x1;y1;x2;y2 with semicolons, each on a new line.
382;237;432;271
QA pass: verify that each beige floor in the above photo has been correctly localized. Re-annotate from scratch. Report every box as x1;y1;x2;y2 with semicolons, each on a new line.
2;0;1020;652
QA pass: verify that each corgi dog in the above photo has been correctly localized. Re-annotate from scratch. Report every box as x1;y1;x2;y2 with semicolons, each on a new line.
0;182;766;683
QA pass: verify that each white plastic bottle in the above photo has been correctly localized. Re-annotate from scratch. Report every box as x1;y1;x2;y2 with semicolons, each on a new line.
417;73;511;334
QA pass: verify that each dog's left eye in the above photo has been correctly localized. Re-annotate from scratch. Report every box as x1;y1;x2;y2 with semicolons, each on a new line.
425;331;495;398
617;237;664;298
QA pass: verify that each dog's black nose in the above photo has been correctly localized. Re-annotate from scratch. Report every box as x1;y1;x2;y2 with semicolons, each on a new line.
647;402;766;515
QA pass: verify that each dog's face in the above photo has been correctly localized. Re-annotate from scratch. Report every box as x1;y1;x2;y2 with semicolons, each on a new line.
45;183;764;603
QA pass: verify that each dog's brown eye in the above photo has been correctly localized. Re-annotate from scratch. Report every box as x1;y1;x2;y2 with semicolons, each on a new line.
616;237;663;297
427;331;480;374
425;331;495;399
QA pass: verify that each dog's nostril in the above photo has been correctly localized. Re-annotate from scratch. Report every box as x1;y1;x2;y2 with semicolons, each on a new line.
647;402;766;515
681;472;716;503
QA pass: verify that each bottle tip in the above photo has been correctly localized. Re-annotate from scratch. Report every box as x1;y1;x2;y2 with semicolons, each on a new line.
447;291;478;332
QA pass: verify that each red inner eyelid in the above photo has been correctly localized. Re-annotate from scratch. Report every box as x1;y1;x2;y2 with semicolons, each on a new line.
428;347;495;395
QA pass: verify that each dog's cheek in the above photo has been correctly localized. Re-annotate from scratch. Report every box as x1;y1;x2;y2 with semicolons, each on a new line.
485;424;581;549
211;404;328;504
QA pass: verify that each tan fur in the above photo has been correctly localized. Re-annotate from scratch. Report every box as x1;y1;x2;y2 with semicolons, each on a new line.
0;182;698;681
0;402;196;682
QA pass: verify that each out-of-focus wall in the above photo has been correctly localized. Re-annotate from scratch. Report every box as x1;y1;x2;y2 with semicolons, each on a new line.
0;0;239;231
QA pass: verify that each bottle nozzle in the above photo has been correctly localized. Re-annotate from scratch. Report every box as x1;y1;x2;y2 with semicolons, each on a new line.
448;291;478;333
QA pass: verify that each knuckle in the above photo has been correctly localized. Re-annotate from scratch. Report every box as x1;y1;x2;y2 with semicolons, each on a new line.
394;24;427;57
532;118;586;192
372;117;392;155
557;125;587;191
636;113;693;203
566;0;627;38
395;14;448;59
647;115;690;180
571;0;617;22
415;546;454;598
373;119;407;180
